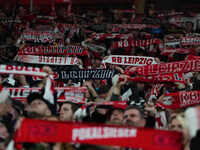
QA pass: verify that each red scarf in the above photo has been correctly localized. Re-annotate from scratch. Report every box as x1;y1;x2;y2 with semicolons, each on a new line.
18;45;88;56
121;73;185;84
14;118;182;150
157;90;200;109
126;59;200;76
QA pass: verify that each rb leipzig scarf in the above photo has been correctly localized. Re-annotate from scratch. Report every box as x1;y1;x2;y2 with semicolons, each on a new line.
126;59;200;76
102;55;157;66
121;73;185;84
17;55;79;65
58;69;115;80
14;118;183;150
0;64;47;77
111;38;160;48
18;45;88;56
157;90;200;110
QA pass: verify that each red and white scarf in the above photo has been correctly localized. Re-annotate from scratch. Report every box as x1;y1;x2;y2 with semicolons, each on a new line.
108;24;160;31
14;118;183;150
22;31;57;43
7;87;87;102
91;33;130;41
111;39;160;48
121;73;185;84
157;12;184;18
18;45;88;56
0;64;47;77
17;55;79;65
160;48;193;56
103;55;157;66
126;59;200;76
157;90;200;110
181;36;200;46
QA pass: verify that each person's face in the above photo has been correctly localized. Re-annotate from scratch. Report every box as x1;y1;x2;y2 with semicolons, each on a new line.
59;103;73;121
110;109;123;124
99;92;108;99
169;118;183;132
30;99;51;116
6;105;19;120
0;123;9;139
169;118;190;144
123;109;145;127
136;82;145;91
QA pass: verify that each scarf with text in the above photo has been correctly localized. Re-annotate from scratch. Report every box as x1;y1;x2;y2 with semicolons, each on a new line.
120;73;185;84
103;55;157;66
16;55;79;65
18;45;88;56
91;33;131;41
157;12;184;18
160;48;194;56
181;36;200;46
126;59;200;76
0;18;21;23
111;39;160;49
22;31;61;43
108;24;160;31
14;118;183;150
58;69;115;80
6;87;87;103
0;64;46;77
157;90;200;110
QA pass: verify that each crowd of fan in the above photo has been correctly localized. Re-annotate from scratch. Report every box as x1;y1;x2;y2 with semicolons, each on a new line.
0;1;200;150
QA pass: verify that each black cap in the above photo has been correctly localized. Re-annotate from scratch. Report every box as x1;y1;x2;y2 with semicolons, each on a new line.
27;92;57;115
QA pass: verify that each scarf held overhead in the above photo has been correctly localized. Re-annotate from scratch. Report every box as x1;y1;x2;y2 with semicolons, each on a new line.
58;69;115;80
6;87;87;102
0;64;47;77
17;55;79;65
103;55;157;66
14;118;182;150
126;59;200;76
157;90;200;109
18;45;88;56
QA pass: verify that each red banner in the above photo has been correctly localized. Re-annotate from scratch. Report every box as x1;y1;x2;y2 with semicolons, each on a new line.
14;118;183;150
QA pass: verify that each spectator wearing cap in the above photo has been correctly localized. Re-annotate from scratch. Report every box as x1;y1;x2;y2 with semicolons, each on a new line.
26;92;57;119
